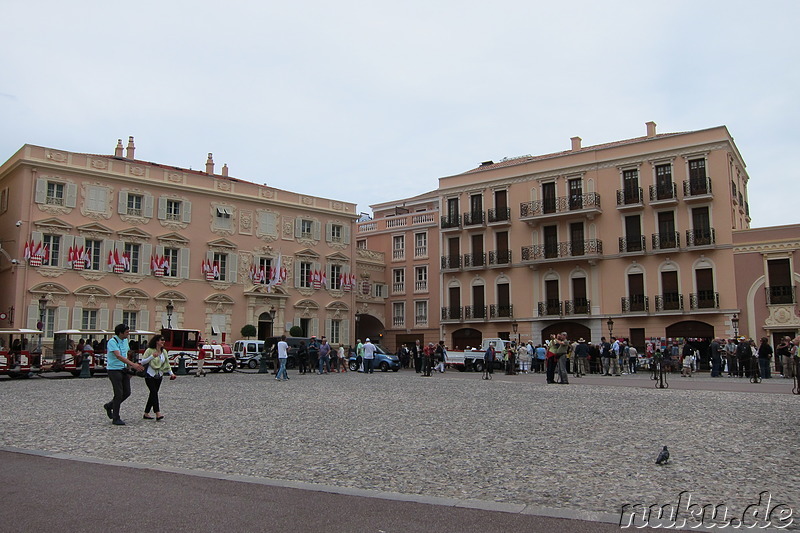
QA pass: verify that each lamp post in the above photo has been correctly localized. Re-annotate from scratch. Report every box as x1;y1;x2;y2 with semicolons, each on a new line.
354;311;361;345
512;322;519;346
731;313;739;338
165;300;174;329
37;296;47;365
606;317;614;339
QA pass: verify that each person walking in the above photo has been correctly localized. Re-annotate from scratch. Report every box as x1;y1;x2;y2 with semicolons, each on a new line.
275;335;289;381
141;335;177;420
412;339;422;373
338;344;348;372
484;342;496;376
553;332;570;384
362;338;376;374
195;341;207;377
757;337;773;379
103;324;144;426
297;340;309;374
308;336;320;374
318;337;331;374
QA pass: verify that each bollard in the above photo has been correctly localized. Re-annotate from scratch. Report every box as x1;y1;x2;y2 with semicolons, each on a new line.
258;352;270;374
79;354;92;378
176;355;187;376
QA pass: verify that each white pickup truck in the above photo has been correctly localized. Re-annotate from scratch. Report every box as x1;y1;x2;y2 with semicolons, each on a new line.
446;338;509;372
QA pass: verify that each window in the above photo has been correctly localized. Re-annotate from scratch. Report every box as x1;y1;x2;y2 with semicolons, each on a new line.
164;247;179;277
542;182;556;214
655;164;673;199
393;235;405;261
166;200;181;221
414;232;427;257
330;224;343;243
82;310;98;330
213;252;228;281
124;243;140;273
43;308;55;338
624;215;643;252
415;301;428;325
393;268;405;293
330;319;341;345
301;220;313;239
215;207;233;230
415;266;427;292
393;302;405;327
374;284;387;298
47;182;65;205
299;261;312;289
357;239;367;250
86;185;107;212
122;311;138;331
42;234;60;267
85;239;102;271
0;187;8;214
568;178;583;210
127;194;143;216
623;169;640;203
330;264;342;290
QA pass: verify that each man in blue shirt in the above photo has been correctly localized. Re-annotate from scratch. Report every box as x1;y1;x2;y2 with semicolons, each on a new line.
103;324;144;425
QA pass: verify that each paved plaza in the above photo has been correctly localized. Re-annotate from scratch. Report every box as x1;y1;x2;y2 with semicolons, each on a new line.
1;369;797;531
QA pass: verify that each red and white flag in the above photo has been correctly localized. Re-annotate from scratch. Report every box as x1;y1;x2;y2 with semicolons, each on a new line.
23;240;31;260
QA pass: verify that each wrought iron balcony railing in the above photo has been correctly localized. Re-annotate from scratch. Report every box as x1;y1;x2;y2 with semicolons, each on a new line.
462;210;485;226
489;304;513;319
489;250;512;265
521;239;603;261
655;293;684;311
765;285;796;305
519;193;601;218
488;207;511;223
619;235;646;253
621;295;649;313
564;298;590;315
441;306;463;320
440;214;461;229
463;252;486;268
649;183;678;202
685;228;716;247
538;301;563;317
684;177;712;197
689;292;720;309
441;255;462;269
464;305;487;320
616;187;643;206
651;232;680;250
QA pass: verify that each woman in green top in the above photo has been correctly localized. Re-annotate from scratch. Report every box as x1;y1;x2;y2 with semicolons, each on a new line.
141;335;177;421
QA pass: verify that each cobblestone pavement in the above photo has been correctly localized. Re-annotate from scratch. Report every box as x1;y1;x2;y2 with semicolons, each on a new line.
1;369;797;529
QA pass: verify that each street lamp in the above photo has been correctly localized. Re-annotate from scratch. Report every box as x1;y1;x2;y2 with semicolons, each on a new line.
269;305;276;335
731;313;739;338
38;296;47;330
512;322;519;346
166;300;174;329
259;305;278;374
607;317;614;339
354;311;361;344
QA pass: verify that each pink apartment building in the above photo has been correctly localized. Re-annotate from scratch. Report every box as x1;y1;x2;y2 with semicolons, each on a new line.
0;138;371;349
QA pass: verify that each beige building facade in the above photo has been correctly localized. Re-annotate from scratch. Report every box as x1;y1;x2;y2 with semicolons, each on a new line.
0;139;369;348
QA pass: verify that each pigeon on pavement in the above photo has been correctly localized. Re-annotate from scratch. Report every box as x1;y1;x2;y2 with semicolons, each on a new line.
655;445;670;465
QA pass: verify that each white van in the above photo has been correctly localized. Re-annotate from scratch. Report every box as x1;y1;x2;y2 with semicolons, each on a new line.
233;340;265;369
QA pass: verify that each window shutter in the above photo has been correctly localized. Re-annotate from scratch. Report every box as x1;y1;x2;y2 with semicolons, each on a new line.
179;248;190;279
343;225;351;245
266;212;277;236
325;222;332;243
142;244;152;274
31;230;43;246
99;308;110;331
182;201;192;223
103;239;114;271
118;191;128;215
341;320;350;346
295;218;302;237
35;178;47;204
139;310;150;331
143;194;154;218
113;308;123;326
61;235;75;268
65;183;78;208
57;306;69;331
71;307;83;329
313;221;321;241
325;318;332;339
157;197;167;220
27;303;39;329
294;261;301;288
228;253;238;283
311;317;319;337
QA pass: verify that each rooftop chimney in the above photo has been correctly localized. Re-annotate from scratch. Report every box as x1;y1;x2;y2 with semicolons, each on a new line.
646;121;657;138
205;153;214;175
571;136;582;151
126;136;135;159
221;163;229;177
114;139;124;157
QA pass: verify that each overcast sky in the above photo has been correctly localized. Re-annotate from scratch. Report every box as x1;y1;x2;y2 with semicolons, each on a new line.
2;1;798;228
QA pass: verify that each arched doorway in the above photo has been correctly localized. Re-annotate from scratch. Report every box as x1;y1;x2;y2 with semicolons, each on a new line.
257;312;275;340
451;328;481;350
541;322;592;344
355;314;384;346
665;320;714;370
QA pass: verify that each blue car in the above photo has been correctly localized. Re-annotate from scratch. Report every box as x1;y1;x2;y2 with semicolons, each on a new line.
348;344;401;372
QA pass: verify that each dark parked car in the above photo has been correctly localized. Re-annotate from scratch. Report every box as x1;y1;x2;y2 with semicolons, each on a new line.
349;344;401;372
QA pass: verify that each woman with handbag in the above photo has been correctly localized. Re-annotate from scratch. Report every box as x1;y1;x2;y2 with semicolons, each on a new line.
140;334;177;421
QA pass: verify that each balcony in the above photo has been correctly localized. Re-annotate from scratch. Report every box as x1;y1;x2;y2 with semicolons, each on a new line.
463;252;486;268
521;239;603;263
685;228;716;247
413;246;427;258
440;214;461;231
487;207;512;225
441;306;463;321
414;280;428;292
618;235;646;254
490;304;513;319
651;232;680;251
655;293;684;312
415;315;428;326
564;298;591;315
616;187;644;210
489;250;512;265
766;285;796;305
537;301;563;317
649;183;678;203
464;305;487;320
621;295;649;313
357;211;438;234
441;254;462;270
519;193;601;224
683;177;713;200
392;316;405;327
392;249;405;261
690;292;720;310
392;282;405;294
463;210;485;227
